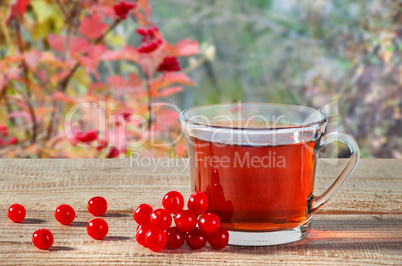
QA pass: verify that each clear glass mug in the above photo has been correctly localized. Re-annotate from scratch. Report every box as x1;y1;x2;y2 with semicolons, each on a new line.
179;103;359;246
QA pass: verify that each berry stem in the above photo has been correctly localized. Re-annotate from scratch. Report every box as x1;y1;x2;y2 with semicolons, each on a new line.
13;18;38;144
46;16;122;140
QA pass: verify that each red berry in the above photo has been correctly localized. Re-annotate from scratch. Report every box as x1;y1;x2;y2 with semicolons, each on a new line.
7;203;26;222
8;137;17;145
87;218;108;239
55;204;75;225
76;130;97;143
188;191;209;215
198;213;220;236
133;203;153;225
85;130;98;142
96;139;108;151
186;228;207;250
32;229;54;250
208;227;229;250
162;191;184;214
136;224;152;247
0;125;8;136
136;224;148;232
107;147;120;158
174;210;197;233
136;28;147;36
145;228;167;252
165;227;185;249
150;208;172;230
88;196;107;216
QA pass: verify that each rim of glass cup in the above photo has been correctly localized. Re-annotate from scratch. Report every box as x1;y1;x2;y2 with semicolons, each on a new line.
179;103;327;130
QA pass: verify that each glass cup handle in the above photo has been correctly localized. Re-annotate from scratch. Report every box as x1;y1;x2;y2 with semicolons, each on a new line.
309;132;360;213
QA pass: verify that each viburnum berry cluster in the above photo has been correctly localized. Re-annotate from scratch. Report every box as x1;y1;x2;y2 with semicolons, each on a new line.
157;57;181;72
134;191;229;252
0;125;18;147
136;27;163;53
7;196;109;250
72;129;123;158
75;130;98;143
113;0;137;20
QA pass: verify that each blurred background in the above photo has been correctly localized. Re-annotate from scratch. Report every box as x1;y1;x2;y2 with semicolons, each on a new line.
152;0;402;158
0;0;401;158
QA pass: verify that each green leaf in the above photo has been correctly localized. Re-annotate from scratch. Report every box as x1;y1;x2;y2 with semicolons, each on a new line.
31;1;53;23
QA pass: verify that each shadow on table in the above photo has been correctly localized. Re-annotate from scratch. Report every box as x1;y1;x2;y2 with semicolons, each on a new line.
103;236;132;241
49;246;75;252
67;221;87;227
103;213;131;218
22;218;45;224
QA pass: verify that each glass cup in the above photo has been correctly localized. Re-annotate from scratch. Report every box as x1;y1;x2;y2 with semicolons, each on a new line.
179;103;359;246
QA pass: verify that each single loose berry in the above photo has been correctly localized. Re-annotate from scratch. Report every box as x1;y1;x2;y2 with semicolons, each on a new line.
55;204;75;225
136;224;152;247
174;210;197;233
186;228;207;250
87;218;108;239
162;191;184;214
208;227;229;250
188;191;209;215
149;208;172;230
32;229;54;250
7;203;26;223
165;227;185;249
145;228;167;252
88;196;107;216
133;203;153;225
198;212;220;236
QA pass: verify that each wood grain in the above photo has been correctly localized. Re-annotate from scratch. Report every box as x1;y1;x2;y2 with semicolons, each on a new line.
0;159;401;265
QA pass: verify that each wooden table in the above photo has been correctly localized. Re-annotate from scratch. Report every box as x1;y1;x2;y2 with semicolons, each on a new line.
0;159;401;265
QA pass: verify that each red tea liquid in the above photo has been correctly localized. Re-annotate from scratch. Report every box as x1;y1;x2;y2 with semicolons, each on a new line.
188;137;318;232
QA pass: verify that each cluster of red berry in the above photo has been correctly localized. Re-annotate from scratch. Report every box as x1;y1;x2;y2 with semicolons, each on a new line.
75;130;98;143
71;130;122;158
113;0;137;20
7;196;109;250
157;56;181;72
134;191;229;252
0;125;18;147
136;27;163;53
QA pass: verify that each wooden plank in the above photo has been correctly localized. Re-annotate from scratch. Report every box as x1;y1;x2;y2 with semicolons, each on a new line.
0;159;401;265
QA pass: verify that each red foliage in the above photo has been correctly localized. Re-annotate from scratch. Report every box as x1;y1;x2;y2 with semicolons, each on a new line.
6;0;29;24
0;0;200;158
47;35;90;54
79;14;108;40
